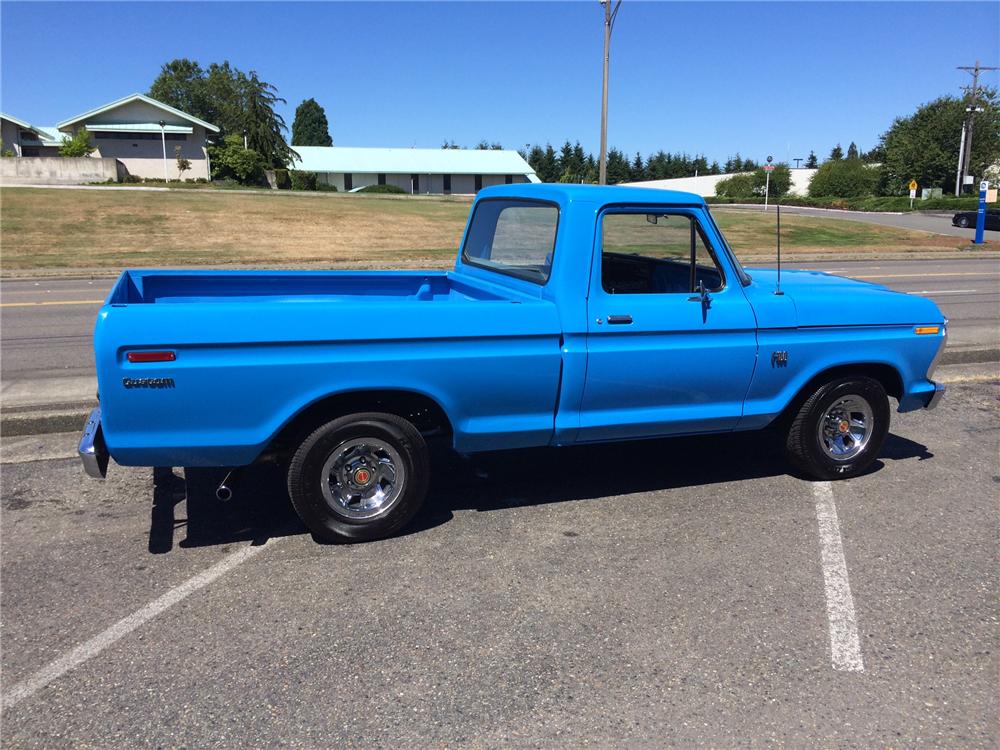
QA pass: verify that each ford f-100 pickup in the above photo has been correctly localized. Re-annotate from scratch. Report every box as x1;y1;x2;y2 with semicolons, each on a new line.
80;184;947;541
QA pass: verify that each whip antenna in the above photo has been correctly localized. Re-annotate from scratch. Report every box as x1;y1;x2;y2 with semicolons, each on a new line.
774;200;784;295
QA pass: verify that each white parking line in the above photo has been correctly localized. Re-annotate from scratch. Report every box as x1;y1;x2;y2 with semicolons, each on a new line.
914;289;978;295
813;482;865;672
1;539;278;711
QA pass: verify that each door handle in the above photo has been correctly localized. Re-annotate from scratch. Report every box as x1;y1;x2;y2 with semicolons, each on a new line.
607;315;633;325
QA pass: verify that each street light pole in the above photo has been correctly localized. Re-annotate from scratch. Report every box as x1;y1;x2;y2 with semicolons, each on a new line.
598;0;622;185
158;120;168;182
955;60;998;195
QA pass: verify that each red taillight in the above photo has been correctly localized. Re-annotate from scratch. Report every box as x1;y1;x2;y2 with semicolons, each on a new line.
126;351;176;363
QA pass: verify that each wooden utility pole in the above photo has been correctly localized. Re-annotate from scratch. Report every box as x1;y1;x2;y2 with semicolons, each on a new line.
598;0;622;185
955;60;998;195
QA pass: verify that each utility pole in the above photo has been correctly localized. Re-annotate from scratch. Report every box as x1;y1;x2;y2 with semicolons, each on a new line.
955;60;998;195
158;120;168;182
598;0;622;185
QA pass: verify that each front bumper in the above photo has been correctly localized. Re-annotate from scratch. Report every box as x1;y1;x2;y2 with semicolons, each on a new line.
79;407;109;478
925;381;946;410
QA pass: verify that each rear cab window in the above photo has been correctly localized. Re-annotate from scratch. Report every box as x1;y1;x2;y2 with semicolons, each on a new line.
461;199;559;284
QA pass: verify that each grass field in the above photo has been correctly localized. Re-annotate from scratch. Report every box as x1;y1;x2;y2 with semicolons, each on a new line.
0;187;981;272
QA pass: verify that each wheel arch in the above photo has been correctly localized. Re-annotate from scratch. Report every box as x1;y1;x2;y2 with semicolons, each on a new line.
771;362;902;429
262;388;454;461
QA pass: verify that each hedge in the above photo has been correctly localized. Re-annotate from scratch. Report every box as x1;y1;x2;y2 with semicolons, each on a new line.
704;195;982;212
357;184;407;194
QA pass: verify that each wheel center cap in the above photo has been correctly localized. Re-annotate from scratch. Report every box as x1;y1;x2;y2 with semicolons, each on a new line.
838;420;850;434
353;468;372;485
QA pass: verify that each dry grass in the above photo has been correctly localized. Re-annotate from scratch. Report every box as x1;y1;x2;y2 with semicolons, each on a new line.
0;187;980;272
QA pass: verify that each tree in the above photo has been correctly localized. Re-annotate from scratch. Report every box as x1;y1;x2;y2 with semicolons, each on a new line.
630;152;645;181
878;89;1000;194
846;141;859;160
149;59;297;167
291;98;332;146
441;140;460;149
175;145;191;179
475;140;502;150
149;59;209;120
715;173;756;198
605;148;630;184
807;159;880;197
829;143;844;161
59;128;94;157
805;151;818;168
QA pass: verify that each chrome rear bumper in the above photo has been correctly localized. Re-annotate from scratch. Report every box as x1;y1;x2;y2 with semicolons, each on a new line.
79;407;109;478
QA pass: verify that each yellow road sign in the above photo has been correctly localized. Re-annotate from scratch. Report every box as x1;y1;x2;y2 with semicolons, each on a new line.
908;179;918;191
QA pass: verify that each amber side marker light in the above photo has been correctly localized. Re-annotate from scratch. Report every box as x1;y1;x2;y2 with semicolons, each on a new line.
914;326;941;335
127;351;176;363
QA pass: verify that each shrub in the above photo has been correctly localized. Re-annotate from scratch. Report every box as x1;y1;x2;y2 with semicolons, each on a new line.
808;160;880;198
123;174;143;183
357;183;407;194
272;168;291;189
207;134;267;184
289;170;318;190
752;163;792;197
316;182;338;192
715;173;756;198
59;128;95;157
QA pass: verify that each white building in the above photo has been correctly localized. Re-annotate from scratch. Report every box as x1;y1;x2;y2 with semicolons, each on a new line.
289;146;539;194
624;169;817;197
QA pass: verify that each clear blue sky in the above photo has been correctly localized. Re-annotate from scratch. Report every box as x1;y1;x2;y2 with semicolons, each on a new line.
2;1;998;164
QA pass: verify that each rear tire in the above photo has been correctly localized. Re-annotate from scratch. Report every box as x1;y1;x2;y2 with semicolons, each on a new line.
785;376;889;480
957;216;970;228
287;412;429;542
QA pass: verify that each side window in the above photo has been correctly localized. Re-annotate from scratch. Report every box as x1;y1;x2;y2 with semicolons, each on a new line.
462;200;559;283
601;212;724;295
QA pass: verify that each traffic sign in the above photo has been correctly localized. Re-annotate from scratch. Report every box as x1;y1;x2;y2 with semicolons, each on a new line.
763;164;776;172
908;179;918;191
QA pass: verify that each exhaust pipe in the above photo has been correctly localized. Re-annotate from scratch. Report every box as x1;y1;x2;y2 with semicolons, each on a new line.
216;469;240;501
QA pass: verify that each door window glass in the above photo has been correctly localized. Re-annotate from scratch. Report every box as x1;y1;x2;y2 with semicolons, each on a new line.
601;212;724;294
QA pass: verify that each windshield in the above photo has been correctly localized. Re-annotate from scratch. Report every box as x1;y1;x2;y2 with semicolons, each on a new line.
704;207;752;286
461;199;559;284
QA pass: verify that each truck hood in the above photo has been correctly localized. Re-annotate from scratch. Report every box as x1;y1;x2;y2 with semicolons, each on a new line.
744;268;945;328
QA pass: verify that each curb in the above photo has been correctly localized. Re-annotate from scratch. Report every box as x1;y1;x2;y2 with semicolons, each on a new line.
2;348;996;438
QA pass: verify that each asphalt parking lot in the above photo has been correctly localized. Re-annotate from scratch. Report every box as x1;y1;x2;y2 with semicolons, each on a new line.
1;371;996;748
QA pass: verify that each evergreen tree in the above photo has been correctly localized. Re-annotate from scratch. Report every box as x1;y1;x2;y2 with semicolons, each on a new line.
805;150;818;168
846;141;859;160
291;98;332;146
829;143;844;161
241;71;297;168
709;160;721;175
630;152;645;181
606;148;630;184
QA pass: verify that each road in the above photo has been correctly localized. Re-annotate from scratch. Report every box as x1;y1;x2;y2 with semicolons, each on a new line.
723;204;1000;239
1;373;996;747
2;258;997;384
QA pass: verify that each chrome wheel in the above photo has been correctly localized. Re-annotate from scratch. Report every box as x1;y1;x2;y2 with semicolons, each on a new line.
320;438;405;520
817;395;873;461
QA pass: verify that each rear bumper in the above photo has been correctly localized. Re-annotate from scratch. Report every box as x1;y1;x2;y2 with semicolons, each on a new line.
79;407;109;479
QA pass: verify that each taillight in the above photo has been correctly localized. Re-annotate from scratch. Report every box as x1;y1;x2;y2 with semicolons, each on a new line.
126;351;176;363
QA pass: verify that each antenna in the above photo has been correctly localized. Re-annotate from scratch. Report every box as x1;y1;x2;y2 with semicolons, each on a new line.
774;200;784;295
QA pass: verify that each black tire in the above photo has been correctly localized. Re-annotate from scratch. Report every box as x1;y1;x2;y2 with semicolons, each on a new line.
785;376;889;480
287;412;429;542
957;216;970;228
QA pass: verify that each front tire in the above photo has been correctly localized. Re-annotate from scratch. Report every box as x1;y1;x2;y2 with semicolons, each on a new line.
287;412;430;542
957;216;970;228
785;376;889;480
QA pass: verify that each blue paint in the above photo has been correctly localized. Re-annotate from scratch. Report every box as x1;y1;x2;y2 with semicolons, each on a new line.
91;184;948;469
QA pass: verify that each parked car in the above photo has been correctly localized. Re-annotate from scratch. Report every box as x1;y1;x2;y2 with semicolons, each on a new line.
952;208;1000;230
80;184;947;542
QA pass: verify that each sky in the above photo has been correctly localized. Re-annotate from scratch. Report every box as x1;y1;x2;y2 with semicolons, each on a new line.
2;1;998;164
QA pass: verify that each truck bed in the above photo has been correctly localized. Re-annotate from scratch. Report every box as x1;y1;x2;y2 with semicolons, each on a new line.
108;269;513;305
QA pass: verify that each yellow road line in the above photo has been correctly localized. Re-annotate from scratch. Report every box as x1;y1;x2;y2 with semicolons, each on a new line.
0;299;104;308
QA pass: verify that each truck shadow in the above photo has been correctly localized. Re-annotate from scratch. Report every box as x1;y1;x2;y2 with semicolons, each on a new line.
149;431;931;550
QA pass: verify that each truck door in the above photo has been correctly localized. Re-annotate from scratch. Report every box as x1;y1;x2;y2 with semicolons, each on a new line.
577;208;758;442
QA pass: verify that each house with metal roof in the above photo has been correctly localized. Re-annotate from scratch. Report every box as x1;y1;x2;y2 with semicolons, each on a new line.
55;93;220;180
0;114;62;156
289;146;540;194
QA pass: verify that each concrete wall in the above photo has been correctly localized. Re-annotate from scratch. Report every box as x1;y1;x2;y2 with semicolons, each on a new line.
0;157;123;185
624;169;817;197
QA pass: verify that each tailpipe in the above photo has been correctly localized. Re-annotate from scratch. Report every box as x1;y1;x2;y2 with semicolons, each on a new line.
216;469;241;501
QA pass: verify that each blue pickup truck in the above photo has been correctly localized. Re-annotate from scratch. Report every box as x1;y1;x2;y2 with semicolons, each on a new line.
80;184;947;541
